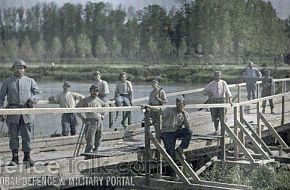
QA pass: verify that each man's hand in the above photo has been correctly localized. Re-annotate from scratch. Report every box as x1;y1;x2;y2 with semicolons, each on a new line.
0;115;7;121
25;99;34;108
81;118;90;126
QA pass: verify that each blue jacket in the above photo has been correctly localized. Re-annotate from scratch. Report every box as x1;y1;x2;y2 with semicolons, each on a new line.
0;75;41;124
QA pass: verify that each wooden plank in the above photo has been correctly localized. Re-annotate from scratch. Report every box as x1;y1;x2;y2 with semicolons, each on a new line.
223;123;255;163
234;107;239;160
148;132;191;185
271;156;290;164
196;156;217;176
144;109;151;186
258;112;289;148
237;121;270;159
175;151;200;182
281;96;285;126
241;119;273;156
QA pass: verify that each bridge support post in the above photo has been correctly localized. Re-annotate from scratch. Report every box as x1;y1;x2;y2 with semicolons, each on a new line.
238;85;241;103
234;107;239;160
220;120;226;161
144;108;151;186
156;112;162;178
257;101;261;137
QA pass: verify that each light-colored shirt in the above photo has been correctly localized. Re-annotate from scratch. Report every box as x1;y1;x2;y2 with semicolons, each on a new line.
76;96;108;120
115;80;133;95
94;79;109;96
0;75;40;108
54;91;84;108
149;89;167;106
203;80;232;99
243;68;262;79
161;107;188;133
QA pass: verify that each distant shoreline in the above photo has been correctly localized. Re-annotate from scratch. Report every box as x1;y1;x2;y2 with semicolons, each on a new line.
0;64;289;84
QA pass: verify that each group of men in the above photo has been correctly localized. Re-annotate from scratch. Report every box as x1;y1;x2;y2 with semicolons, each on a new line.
0;59;276;174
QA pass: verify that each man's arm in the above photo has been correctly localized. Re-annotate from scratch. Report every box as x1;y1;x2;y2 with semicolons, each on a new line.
71;92;85;100
29;79;41;103
182;110;190;128
75;100;86;124
0;81;7;120
0;81;7;108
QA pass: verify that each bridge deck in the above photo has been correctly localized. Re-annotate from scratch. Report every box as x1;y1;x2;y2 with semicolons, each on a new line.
0;90;290;189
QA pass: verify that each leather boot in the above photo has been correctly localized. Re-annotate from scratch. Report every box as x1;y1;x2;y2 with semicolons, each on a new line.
23;151;34;167
8;149;19;166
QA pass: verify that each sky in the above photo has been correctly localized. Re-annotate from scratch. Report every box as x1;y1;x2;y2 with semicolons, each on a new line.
1;0;290;19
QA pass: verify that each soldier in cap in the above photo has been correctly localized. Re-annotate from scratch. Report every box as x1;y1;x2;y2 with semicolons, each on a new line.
243;61;262;100
148;79;167;128
76;84;108;155
48;81;84;136
93;71;109;102
0;59;41;167
143;96;192;176
203;71;232;135
114;72;133;128
261;70;275;114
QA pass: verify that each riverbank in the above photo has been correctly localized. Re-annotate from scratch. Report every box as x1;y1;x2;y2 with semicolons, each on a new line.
0;63;289;84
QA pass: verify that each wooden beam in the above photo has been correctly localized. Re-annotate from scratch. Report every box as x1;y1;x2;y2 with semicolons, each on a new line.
271;156;290;164
223;123;255;163
196;156;217;176
258;112;288;148
237;121;270;159
175;151;200;182
241;119;273;156
144;109;151;186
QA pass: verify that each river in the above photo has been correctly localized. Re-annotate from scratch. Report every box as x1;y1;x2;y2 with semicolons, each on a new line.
27;81;207;137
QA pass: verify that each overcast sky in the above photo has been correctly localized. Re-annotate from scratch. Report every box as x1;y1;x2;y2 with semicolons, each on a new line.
1;0;290;19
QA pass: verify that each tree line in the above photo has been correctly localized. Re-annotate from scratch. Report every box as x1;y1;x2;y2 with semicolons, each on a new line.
0;0;290;65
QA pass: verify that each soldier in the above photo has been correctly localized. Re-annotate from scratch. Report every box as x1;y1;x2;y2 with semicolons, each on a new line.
76;85;108;154
203;71;232;135
48;81;84;136
0;59;41;166
148;79;167;127
114;72;133;128
261;70;275;114
243;61;262;100
93;71;109;102
144;96;192;177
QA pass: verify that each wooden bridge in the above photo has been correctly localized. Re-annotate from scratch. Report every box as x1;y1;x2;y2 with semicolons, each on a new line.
0;78;290;190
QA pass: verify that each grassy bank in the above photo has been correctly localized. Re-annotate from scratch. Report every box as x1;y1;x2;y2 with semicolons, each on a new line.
202;162;290;189
0;64;289;84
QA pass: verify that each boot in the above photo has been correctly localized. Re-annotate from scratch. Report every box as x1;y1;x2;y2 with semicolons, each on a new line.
23;151;34;167
271;108;275;114
8;149;19;166
262;107;265;114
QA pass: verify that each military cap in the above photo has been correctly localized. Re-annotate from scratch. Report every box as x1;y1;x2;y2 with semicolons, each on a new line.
176;96;185;102
12;59;27;69
90;84;100;91
214;70;222;76
63;81;71;87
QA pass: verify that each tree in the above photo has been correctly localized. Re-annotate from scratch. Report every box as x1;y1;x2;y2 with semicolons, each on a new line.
95;36;108;57
18;36;33;61
50;37;62;58
63;36;76;59
75;33;92;58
